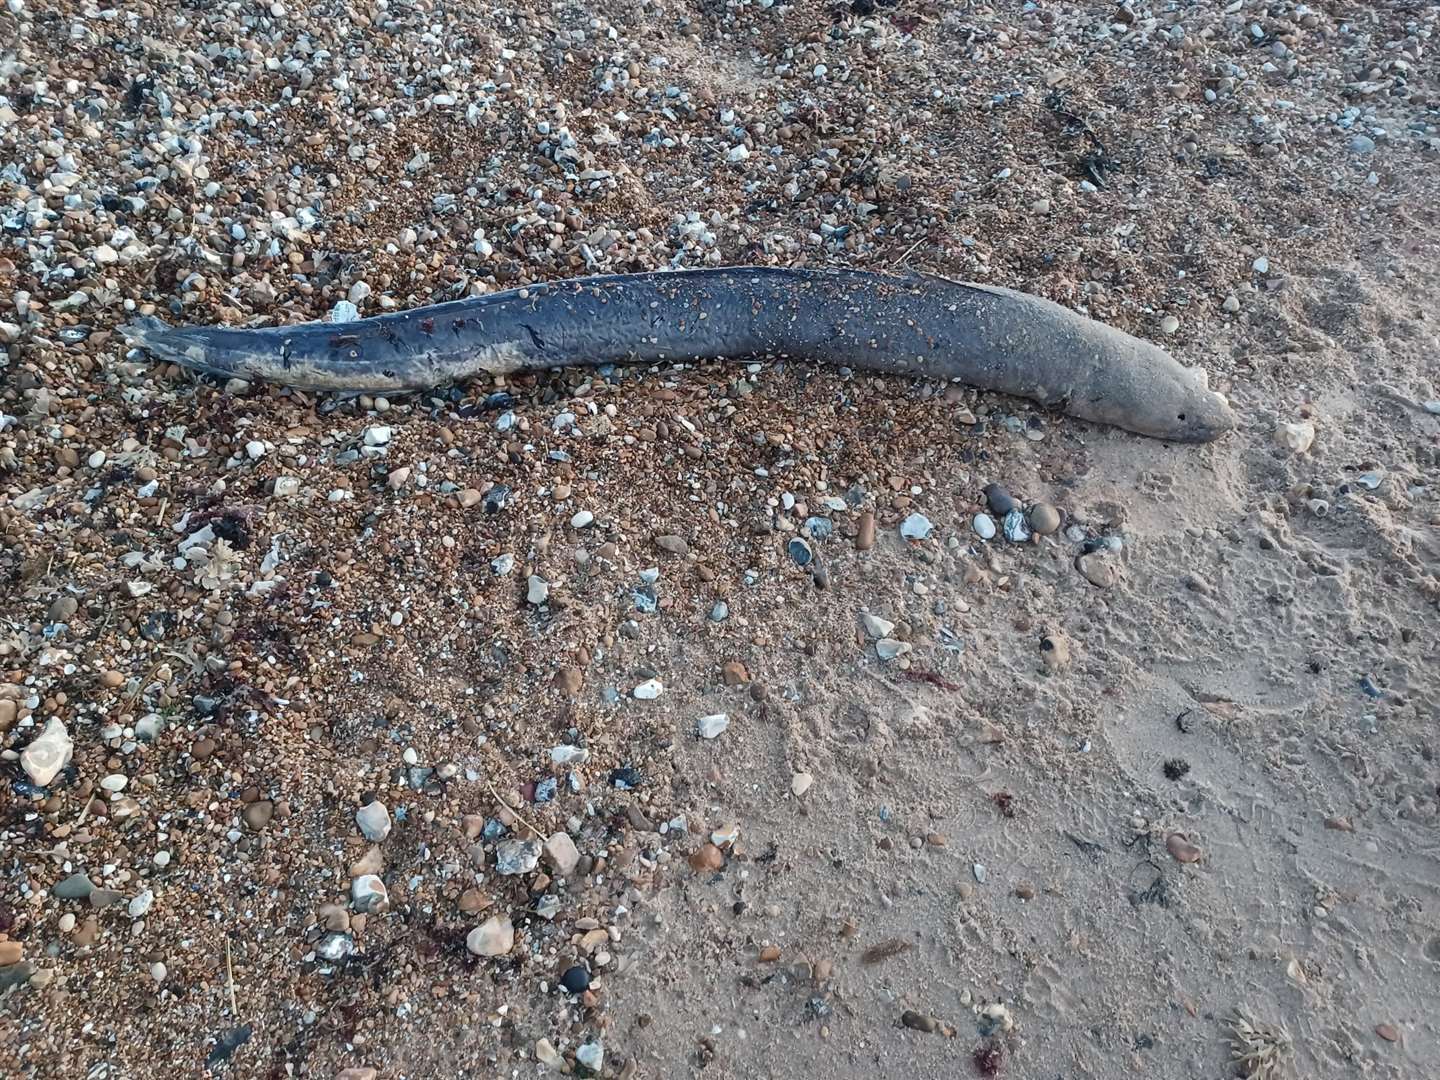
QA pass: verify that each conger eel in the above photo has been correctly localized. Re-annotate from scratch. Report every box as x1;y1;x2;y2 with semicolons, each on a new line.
121;266;1235;441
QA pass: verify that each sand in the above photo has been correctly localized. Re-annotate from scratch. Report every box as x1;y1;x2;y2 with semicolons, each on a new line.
1;0;1437;1077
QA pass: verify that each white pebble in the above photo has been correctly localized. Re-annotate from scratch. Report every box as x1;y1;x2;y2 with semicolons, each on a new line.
355;801;392;842
1274;421;1316;454
330;299;360;323
696;713;730;739
245;440;266;460
466;915;515;957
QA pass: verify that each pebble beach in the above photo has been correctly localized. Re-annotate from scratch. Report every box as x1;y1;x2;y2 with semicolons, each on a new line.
2;0;1438;1077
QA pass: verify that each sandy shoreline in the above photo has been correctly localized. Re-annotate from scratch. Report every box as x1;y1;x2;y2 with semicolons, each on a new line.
2;0;1438;1077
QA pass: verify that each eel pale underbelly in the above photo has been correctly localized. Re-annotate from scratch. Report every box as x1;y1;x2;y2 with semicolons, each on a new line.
121;266;1236;442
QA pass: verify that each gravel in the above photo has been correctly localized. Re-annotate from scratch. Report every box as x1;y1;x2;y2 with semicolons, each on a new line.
1;0;1435;1074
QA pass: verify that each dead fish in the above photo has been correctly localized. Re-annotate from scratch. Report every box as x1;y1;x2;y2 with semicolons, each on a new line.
122;267;1235;441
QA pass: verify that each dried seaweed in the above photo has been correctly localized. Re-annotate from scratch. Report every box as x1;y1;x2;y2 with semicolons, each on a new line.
860;937;913;964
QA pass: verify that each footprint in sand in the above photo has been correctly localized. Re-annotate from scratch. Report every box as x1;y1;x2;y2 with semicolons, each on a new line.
1424;937;1440;965
1026;957;1084;1022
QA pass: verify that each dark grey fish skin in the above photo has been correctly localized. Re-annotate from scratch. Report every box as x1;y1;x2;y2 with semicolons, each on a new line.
122;267;1235;441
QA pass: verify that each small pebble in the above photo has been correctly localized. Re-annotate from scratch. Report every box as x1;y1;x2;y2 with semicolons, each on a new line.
859;612;895;639
697;713;730;739
1274;421;1316;454
1166;833;1203;863
901;1010;939;1034
876;638;912;661
575;1042;604;1073
721;660;750;685
1028;503;1061;535
1076;553;1121;589
972;514;997;540
560;965;591;994
355;801;391;842
855;512;876;550
21;719;73;786
983;483;1016;516
899;512;933;541
495;838;542;875
350;874;388;913
688;843;724;871
542;832;581;877
466;915;514;957
54;873;95;900
803;516;834;540
1002;509;1031;543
